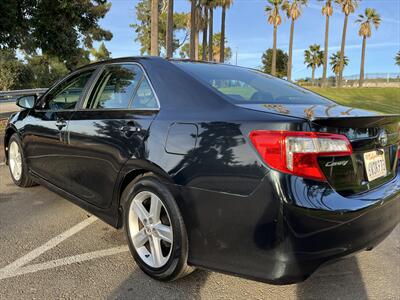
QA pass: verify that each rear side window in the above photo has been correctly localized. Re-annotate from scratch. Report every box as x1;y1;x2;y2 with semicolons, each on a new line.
131;78;158;109
86;64;143;109
173;62;333;105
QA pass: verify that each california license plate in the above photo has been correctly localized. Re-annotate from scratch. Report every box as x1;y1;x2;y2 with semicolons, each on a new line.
364;150;387;182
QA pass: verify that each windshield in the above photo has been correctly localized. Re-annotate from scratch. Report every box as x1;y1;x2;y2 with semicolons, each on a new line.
173;62;333;105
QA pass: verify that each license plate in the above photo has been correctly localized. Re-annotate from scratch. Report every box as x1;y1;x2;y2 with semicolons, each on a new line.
363;150;387;182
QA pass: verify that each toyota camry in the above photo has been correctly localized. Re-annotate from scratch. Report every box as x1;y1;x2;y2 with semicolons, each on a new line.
4;57;400;284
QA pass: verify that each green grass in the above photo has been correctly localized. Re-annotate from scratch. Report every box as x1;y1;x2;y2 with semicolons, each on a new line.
307;87;400;114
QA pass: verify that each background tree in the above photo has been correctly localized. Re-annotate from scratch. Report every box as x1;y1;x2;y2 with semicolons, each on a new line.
320;0;333;87
396;51;400;66
201;0;209;60
132;1;189;55
166;0;174;58
265;0;284;76
208;1;217;61
218;0;233;63
24;54;69;88
190;0;197;59
0;0;112;71
151;0;159;55
180;33;231;62
336;0;359;87
90;42;112;62
0;50;32;90
356;8;380;87
261;48;288;78
282;0;308;82
330;50;349;85
304;44;323;85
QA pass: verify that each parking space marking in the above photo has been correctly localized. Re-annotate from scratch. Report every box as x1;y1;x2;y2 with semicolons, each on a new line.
0;246;129;280
0;216;98;279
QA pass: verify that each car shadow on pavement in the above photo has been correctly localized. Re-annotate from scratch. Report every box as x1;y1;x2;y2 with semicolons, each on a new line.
107;268;210;300
296;256;368;300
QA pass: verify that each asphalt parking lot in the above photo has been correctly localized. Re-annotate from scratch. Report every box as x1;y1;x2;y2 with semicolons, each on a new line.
0;164;399;300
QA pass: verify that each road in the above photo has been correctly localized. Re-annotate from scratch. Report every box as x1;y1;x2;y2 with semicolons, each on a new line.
0;164;399;300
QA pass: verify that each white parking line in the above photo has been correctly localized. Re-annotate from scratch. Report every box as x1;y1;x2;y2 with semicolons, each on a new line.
0;215;130;280
0;246;129;280
0;216;98;276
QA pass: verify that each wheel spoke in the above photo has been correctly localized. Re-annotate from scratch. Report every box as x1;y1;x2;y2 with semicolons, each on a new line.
154;223;173;244
149;194;162;222
131;200;150;223
149;236;163;267
132;228;148;248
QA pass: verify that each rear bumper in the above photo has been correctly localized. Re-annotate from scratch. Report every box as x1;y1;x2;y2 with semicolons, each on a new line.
281;187;399;283
178;170;400;285
274;170;400;283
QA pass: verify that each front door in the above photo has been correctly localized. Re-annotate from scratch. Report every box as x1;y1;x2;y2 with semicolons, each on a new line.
23;68;97;190
66;63;159;208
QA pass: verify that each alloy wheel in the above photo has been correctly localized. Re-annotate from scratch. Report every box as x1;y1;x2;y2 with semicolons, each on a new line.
9;141;22;181
128;191;173;268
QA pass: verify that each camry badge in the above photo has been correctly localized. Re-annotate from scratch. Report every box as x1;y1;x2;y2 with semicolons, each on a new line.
377;130;388;147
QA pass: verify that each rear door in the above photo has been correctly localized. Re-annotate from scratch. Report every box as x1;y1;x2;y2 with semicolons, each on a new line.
24;68;96;190
66;63;159;208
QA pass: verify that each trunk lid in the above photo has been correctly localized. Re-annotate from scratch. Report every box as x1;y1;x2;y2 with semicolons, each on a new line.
239;103;400;195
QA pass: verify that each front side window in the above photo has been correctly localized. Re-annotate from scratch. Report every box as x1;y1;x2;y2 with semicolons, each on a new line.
86;64;143;109
173;62;333;105
41;69;95;110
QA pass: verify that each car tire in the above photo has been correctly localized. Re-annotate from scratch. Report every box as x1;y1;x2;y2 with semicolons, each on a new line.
122;173;194;281
8;133;36;187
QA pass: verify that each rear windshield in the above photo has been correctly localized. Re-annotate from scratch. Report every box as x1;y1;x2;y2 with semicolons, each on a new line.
173;62;333;105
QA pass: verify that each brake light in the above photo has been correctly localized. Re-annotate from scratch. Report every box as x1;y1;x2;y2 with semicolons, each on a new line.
249;130;353;181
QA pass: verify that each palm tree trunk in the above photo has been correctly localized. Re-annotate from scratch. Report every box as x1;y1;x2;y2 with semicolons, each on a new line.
189;0;196;59
202;6;208;61
220;5;226;63
338;14;348;87
287;19;294;81
322;14;329;87
312;66;315;86
272;25;277;76
195;5;200;60
166;0;174;58
359;35;366;87
208;8;213;61
150;0;159;56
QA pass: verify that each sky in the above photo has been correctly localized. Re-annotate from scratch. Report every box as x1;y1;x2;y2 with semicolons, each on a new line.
94;0;400;80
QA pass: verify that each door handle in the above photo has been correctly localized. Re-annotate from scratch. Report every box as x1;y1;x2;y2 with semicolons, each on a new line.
55;119;67;130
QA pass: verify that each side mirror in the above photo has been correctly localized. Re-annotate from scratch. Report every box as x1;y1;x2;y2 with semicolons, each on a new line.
16;94;37;109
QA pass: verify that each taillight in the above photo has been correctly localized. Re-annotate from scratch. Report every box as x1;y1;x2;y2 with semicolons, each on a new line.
249;130;353;181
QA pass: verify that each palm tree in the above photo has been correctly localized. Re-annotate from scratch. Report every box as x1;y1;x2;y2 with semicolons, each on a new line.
166;0;174;58
195;4;201;59
265;0;284;76
396;51;400;66
304;44;324;85
330;51;349;86
218;0;233;63
336;0;360;87
356;8;381;87
282;0;308;81
208;1;216;61
320;0;333;87
190;0;196;59
150;0;159;56
202;2;209;60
